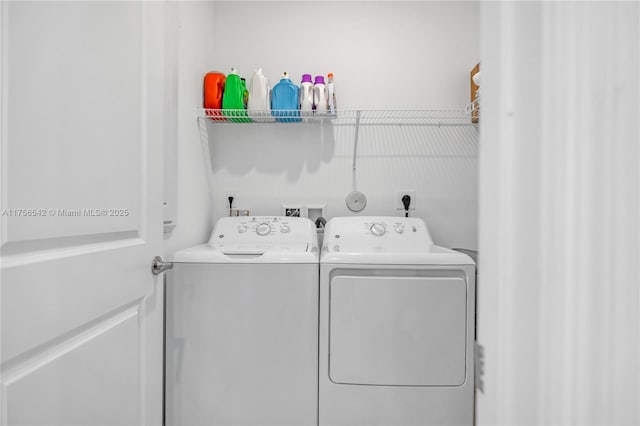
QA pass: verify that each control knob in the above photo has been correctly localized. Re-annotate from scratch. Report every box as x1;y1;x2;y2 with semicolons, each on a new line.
256;223;271;236
370;223;386;236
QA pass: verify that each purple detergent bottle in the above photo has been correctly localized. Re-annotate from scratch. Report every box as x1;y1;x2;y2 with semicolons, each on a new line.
300;74;314;114
313;75;328;114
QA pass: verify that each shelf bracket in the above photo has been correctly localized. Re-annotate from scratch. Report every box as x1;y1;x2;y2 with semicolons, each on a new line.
197;112;217;202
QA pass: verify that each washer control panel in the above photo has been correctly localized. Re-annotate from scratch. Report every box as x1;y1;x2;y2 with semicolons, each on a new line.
209;216;316;245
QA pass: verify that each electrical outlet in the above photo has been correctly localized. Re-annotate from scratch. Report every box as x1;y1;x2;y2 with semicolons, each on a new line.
229;208;250;216
396;190;416;211
282;204;306;217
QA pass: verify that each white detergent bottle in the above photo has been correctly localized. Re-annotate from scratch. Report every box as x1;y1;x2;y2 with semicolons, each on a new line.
248;67;273;122
300;74;314;114
327;72;337;115
313;75;328;114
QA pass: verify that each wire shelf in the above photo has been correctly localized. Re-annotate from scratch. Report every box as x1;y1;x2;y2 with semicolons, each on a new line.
196;106;479;197
197;108;478;126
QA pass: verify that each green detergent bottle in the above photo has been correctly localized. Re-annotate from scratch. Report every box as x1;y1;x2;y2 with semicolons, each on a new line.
222;68;250;122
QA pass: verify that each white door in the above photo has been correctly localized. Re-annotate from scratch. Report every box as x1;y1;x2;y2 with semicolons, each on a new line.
1;2;168;425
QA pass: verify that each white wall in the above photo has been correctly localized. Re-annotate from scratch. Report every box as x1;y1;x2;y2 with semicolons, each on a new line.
212;1;478;110
163;2;217;256
173;1;480;250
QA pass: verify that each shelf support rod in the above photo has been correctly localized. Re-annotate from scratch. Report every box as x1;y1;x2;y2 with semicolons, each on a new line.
351;110;361;190
196;113;217;202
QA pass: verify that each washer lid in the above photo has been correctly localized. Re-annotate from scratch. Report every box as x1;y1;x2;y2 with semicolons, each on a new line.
321;216;474;265
172;243;318;264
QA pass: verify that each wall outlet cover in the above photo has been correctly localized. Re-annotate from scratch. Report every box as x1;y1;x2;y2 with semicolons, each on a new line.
229;208;250;216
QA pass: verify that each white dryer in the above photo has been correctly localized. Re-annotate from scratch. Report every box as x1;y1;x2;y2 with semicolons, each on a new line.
166;216;319;426
319;216;476;426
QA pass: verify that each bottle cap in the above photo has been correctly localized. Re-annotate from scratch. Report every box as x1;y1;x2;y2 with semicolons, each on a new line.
230;67;238;75
328;73;334;79
314;75;325;85
301;74;313;83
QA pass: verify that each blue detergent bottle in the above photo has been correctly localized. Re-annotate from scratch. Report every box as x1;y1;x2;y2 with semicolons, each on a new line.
271;72;301;122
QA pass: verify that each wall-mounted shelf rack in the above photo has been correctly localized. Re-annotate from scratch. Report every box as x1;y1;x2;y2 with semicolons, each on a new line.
196;108;477;127
196;107;479;209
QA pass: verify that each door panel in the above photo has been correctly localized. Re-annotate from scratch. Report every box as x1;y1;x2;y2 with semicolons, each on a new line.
1;247;149;362
329;275;467;386
4;309;140;426
3;1;143;244
1;2;167;425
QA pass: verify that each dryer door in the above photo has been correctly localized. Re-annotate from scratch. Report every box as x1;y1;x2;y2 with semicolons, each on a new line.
329;273;467;386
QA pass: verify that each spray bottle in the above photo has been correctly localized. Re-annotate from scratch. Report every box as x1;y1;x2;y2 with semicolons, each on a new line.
327;72;337;115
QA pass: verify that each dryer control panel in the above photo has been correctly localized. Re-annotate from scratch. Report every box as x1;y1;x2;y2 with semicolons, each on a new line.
323;216;434;253
364;220;418;237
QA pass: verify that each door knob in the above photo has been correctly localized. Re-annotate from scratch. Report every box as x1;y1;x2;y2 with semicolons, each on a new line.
152;256;173;275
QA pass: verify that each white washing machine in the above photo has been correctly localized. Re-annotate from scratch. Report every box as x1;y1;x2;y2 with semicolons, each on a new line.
166;216;319;426
319;216;476;426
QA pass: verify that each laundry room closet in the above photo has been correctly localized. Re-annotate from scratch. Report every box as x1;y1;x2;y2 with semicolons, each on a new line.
2;1;638;425
163;1;480;255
